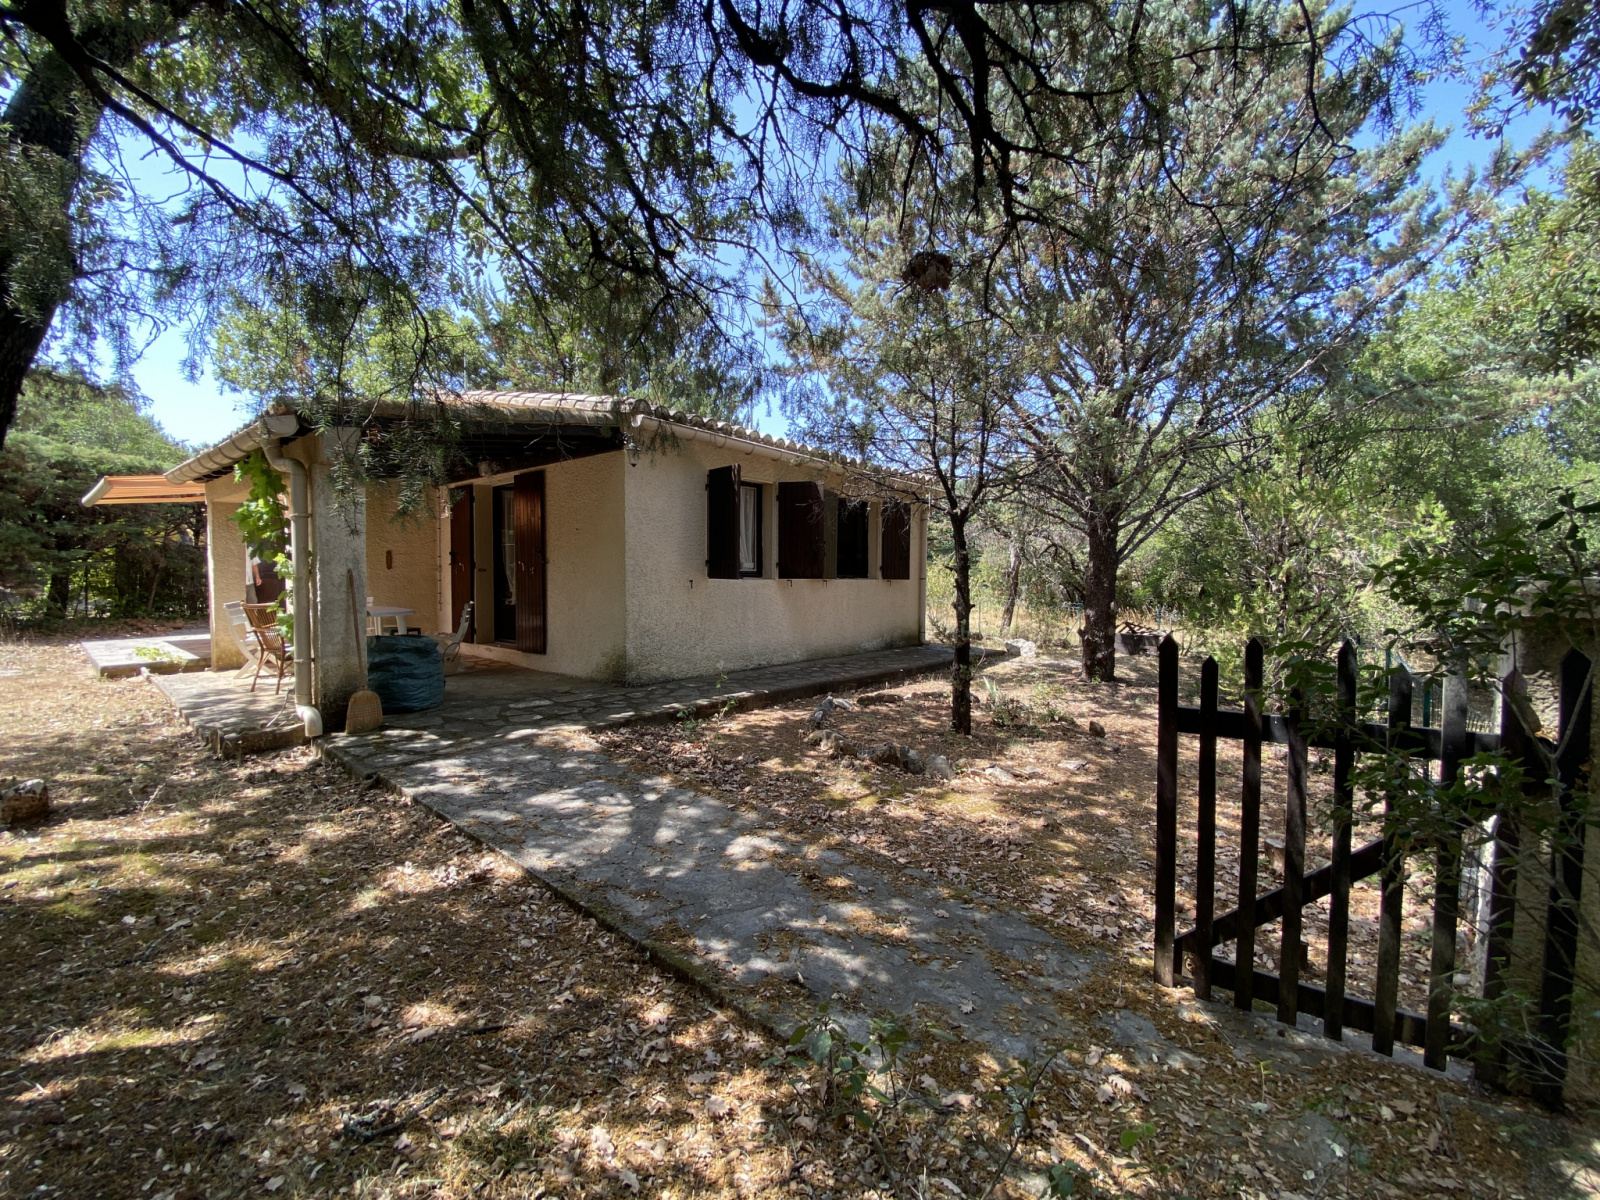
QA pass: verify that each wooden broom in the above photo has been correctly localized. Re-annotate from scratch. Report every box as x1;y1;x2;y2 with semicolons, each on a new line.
345;568;384;733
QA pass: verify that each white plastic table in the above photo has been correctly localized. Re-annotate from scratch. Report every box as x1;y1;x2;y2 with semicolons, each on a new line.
367;605;415;635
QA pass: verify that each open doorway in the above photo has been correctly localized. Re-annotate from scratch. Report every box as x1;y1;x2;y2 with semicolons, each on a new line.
490;472;546;652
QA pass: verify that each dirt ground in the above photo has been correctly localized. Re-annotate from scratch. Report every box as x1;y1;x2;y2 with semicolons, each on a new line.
2;639;1595;1200
601;653;1441;1016
598;650;1600;1197
0;642;877;1200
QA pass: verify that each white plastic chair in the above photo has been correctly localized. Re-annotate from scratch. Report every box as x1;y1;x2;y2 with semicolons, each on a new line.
222;600;263;679
432;601;474;674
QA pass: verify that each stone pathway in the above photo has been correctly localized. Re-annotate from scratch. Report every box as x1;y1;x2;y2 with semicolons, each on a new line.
326;722;1099;1060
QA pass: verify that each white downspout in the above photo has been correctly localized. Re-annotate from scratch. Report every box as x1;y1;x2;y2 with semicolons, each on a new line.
261;436;323;739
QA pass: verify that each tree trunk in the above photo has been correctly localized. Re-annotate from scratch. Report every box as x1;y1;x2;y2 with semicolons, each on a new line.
950;512;974;735
0;7;189;443
46;569;71;618
1081;519;1118;682
0;49;100;443
999;534;1022;633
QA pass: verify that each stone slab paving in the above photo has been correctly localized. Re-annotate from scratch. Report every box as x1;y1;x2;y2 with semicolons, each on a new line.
82;628;211;678
152;671;307;756
405;643;961;738
325;722;1100;1061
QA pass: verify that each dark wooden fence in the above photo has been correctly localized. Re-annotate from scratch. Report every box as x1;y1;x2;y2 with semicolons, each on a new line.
1153;635;1591;1108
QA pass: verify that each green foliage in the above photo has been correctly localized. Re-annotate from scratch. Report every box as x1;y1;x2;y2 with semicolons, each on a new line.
230;451;290;561
1375;488;1600;680
1044;1161;1094;1197
1118;1121;1158;1153
1320;493;1600;1086
976;678;1075;731
0;370;201;623
1434;139;1600;377
12;369;184;461
229;450;294;636
1478;0;1600;132
0;0;760;446
765;1006;924;1132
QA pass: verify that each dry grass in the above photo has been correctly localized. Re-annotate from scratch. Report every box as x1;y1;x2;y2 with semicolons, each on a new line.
598;652;1600;1197
2;638;1591;1200
601;654;1447;1010
0;642;847;1200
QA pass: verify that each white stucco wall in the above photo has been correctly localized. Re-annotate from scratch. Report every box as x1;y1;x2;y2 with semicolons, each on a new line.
365;482;442;636
620;436;924;683
203;477;251;670
459;452;629;680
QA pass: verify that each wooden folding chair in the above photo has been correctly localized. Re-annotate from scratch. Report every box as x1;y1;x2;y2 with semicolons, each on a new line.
242;602;292;694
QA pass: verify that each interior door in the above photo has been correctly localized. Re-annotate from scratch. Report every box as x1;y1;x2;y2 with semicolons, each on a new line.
513;471;547;654
448;489;474;640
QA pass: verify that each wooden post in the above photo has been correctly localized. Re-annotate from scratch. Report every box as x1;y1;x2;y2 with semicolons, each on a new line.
1374;668;1412;1057
1534;648;1592;1108
1426;667;1470;1070
1194;657;1219;999
1279;685;1308;1027
1237;638;1265;1011
1325;640;1357;1041
1479;668;1529;1087
1155;634;1179;987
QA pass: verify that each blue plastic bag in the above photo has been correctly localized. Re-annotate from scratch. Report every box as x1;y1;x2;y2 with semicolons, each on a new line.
365;634;445;713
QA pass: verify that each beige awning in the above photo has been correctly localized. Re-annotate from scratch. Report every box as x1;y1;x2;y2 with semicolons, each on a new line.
81;475;207;506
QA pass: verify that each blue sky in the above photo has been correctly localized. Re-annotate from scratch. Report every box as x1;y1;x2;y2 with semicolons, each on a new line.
122;0;1544;450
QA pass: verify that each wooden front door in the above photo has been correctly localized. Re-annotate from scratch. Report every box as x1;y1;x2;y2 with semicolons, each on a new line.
513;471;547;653
448;489;474;641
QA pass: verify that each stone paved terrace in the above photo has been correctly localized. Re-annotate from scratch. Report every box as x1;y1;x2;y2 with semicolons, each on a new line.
153;670;308;757
386;642;958;739
153;643;957;760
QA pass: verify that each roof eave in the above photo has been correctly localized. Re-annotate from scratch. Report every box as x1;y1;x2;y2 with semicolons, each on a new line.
164;412;302;485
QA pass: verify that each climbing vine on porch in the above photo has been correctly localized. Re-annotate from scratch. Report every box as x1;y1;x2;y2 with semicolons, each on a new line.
230;450;295;634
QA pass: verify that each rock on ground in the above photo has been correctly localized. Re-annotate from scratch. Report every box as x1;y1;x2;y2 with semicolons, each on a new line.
1;778;48;825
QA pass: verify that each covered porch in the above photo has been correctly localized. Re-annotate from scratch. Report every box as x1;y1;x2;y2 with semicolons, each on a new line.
148;391;927;737
166;397;631;734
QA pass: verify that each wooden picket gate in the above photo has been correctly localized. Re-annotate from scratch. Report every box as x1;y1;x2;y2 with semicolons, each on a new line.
1152;635;1592;1108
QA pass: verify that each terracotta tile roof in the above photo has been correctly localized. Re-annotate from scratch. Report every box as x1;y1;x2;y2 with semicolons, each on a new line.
166;391;911;485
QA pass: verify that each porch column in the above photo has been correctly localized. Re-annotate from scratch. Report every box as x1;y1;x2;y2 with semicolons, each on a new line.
206;496;247;671
308;429;367;730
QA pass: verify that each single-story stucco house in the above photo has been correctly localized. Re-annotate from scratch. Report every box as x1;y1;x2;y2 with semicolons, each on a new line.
155;391;928;731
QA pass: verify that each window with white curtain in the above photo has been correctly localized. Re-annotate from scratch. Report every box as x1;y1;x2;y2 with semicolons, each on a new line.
738;483;761;575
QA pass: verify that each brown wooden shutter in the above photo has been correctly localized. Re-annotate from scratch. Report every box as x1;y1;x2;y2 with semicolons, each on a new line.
778;481;825;578
706;465;741;578
514;471;546;653
881;500;911;580
448;488;474;641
